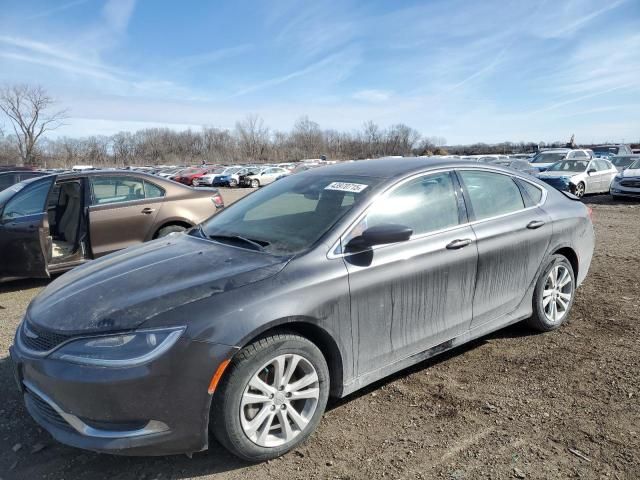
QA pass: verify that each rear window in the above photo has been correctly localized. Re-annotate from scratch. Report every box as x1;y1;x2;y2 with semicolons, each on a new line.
459;171;525;220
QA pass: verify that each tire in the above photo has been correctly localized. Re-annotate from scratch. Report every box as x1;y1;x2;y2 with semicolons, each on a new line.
211;333;330;462
251;179;260;188
156;224;187;238
527;254;576;332
229;179;238;187
573;182;585;198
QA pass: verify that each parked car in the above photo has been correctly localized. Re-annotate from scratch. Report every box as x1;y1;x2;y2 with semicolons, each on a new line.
171;167;216;186
10;158;594;461
529;149;592;172
0;171;224;280
0;170;47;192
591;144;633;159
610;157;640;200
609;155;640;172
490;159;539;176
537;158;617;198
242;166;290;188
196;166;245;187
237;167;263;188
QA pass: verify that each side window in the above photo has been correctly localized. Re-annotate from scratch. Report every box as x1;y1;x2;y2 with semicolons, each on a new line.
348;172;460;241
596;160;609;171
516;179;543;207
459;171;525;220
2;181;51;220
91;176;145;205
144;181;164;199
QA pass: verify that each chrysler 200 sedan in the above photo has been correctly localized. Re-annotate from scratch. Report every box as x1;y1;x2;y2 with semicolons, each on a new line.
10;158;594;461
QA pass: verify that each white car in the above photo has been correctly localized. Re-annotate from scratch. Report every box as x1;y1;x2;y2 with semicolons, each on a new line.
529;149;592;172
537;158;618;198
196;167;244;187
610;157;640;200
243;167;290;188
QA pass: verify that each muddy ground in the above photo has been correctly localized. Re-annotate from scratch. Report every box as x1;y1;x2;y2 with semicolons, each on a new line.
0;190;638;480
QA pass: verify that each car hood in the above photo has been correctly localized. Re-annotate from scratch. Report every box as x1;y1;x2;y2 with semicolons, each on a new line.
620;168;640;178
27;233;289;334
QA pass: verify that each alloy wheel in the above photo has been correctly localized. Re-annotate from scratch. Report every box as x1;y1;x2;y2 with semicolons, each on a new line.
542;264;573;323
240;354;320;448
574;182;585;198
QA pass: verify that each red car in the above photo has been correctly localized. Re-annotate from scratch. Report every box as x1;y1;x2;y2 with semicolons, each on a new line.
171;166;217;186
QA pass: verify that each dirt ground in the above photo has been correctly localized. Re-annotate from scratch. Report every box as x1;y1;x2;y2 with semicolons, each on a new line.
0;190;638;480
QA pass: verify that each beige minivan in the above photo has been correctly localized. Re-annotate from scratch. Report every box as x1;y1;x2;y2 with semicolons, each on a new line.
0;170;224;279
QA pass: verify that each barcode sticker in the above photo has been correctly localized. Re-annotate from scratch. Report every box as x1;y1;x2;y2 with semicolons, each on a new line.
324;182;368;193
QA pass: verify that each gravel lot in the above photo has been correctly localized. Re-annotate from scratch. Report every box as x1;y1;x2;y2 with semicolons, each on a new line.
0;190;638;480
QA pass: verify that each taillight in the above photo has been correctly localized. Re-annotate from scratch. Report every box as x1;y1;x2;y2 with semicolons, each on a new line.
211;194;224;208
587;206;593;220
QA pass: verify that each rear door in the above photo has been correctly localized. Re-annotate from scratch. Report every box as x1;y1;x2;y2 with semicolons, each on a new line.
457;169;551;329
88;175;162;257
0;176;56;279
344;171;478;375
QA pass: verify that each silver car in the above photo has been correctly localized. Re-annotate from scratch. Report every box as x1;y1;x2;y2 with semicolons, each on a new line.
537;159;618;198
610;157;640;200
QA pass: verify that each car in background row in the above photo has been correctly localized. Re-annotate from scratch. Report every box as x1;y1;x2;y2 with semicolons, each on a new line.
9;158;594;460
537;158;617;198
610;155;640;172
490;159;539;176
240;166;290;187
0;170;48;192
610;157;640;200
195;167;245;187
591;144;633;159
529;149;592;172
0;171;223;280
171;167;217;186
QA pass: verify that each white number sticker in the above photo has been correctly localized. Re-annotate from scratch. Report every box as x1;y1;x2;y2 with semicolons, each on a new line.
324;182;368;193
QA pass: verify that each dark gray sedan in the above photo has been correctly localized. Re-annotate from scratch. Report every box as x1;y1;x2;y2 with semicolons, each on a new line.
10;158;594;461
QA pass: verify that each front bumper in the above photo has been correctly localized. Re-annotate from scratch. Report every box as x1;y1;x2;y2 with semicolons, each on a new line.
611;185;640;198
539;177;572;192
10;330;237;456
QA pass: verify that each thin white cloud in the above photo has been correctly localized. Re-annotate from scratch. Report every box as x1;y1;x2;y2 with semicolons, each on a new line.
172;45;253;69
353;89;392;103
102;0;137;32
26;0;91;20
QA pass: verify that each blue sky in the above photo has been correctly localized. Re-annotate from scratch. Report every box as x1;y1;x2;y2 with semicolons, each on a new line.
0;0;638;144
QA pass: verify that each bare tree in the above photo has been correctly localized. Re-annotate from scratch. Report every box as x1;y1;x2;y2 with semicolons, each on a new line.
235;114;270;162
0;84;67;166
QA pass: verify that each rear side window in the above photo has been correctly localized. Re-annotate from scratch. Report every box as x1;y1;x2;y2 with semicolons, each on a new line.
517;180;543;207
459;171;525;221
91;176;146;205
350;171;460;239
144;181;164;199
2;181;51;220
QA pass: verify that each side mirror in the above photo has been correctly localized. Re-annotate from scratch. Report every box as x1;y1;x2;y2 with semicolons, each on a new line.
348;224;413;250
587;168;596;175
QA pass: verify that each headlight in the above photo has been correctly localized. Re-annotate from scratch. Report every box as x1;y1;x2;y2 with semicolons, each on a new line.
50;327;185;367
613;174;622;182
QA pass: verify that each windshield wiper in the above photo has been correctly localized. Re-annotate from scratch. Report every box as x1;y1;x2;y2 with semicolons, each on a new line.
208;234;269;252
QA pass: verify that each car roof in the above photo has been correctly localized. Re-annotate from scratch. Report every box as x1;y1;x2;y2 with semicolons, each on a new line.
302;157;515;180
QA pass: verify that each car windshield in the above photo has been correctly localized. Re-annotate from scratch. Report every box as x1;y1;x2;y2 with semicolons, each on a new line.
531;152;568;163
610;156;635;168
546;160;589;172
200;174;381;255
631;159;640;169
592;147;618;156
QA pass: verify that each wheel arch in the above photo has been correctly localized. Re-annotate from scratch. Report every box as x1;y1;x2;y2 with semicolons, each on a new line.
233;318;345;398
551;245;579;279
152;219;194;239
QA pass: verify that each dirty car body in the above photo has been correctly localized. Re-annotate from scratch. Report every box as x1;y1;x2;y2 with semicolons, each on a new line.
10;158;594;457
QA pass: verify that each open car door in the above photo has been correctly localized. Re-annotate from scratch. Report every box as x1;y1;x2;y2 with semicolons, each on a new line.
0;175;56;279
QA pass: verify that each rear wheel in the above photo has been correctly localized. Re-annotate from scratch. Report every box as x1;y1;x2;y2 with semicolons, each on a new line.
211;334;329;461
527;254;575;332
229;179;238;187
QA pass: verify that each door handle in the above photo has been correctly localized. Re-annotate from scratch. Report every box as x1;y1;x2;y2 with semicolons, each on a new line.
527;220;545;229
141;208;155;214
446;238;472;249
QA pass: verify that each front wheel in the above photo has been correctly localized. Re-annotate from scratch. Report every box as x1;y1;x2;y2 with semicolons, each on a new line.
251;179;260;188
211;334;329;462
527;254;576;332
572;182;585;198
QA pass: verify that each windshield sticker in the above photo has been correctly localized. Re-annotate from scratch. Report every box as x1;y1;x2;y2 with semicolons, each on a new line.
324;182;368;193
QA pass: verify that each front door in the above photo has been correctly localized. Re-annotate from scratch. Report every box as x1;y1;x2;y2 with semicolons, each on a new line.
88;176;161;257
344;171;478;376
456;170;551;329
0;176;56;279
